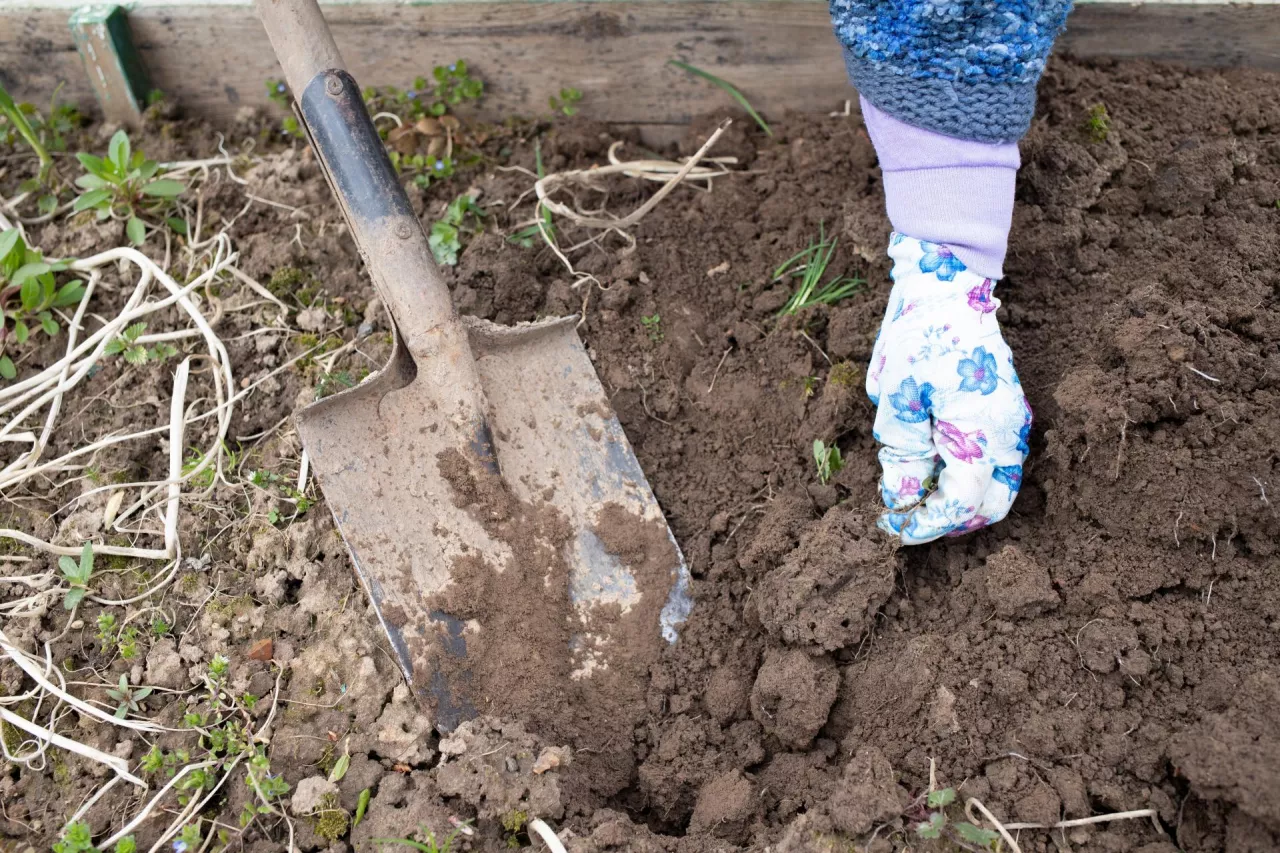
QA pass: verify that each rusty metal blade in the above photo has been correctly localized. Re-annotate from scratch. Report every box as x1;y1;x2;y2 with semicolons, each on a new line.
297;316;692;731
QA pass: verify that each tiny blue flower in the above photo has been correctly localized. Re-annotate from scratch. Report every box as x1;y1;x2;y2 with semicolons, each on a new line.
448;63;457;72
889;377;934;423
406;89;418;100
275;82;287;94
957;346;998;394
993;464;1023;495
173;842;188;853
433;160;446;172
918;241;967;281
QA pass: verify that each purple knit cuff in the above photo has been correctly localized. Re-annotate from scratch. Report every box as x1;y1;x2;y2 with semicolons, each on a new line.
861;97;1019;279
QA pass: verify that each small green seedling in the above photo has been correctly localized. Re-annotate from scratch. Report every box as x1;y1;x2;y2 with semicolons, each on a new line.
0;84;59;209
375;823;469;853
1086;103;1111;143
667;60;772;138
429;193;487;266
549;87;583;117
801;375;820;398
106;673;153;719
105;321;177;365
509;140;557;249
54;821;136;853
73;130;185;245
95;612;117;647
59;541;94;610
813;439;843;485
117;625;140;660
641;314;663;343
0;229;86;379
913;787;1001;851
775;224;863;315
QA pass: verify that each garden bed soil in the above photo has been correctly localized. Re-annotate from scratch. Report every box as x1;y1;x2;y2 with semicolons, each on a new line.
3;54;1280;853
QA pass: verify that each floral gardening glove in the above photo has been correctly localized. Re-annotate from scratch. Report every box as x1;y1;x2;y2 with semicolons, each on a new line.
865;234;1032;544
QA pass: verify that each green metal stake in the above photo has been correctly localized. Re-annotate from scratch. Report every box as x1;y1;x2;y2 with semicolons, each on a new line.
68;5;153;128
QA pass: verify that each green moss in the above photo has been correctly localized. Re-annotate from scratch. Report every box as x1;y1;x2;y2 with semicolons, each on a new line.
178;572;201;595
828;361;861;388
313;793;350;841
268;266;308;298
501;809;528;833
1085;103;1111;143
206;593;255;620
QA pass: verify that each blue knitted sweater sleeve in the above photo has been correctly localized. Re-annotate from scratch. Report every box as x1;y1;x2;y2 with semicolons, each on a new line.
830;0;1073;143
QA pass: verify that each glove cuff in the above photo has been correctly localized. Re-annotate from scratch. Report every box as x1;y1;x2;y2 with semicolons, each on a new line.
863;98;1018;280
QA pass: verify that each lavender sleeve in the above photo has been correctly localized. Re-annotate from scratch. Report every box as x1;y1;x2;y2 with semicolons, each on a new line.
861;97;1020;280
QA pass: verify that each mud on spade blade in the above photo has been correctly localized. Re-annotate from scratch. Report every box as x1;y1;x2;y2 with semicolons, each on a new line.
254;0;691;733
298;316;693;732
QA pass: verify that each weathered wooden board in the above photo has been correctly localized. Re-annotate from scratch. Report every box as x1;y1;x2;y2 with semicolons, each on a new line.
1;2;1278;126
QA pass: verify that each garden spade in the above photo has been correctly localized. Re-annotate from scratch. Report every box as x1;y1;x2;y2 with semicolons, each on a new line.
256;0;692;730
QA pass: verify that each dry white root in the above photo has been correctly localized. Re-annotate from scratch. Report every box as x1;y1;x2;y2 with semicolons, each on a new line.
513;120;735;298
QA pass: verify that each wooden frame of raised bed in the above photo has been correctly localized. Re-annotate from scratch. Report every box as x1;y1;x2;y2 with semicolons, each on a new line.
2;0;1279;134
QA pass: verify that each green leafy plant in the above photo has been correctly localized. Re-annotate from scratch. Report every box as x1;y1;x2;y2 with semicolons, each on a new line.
912;787;1001;850
801;375;820;398
59;541;94;610
374;823;469;853
430;193;486;266
549;87;583;117
509;141;555;249
813;439;843;486
0;84;58;207
1085;103;1111;143
774;224;863;315
95;612;117;648
106;673;153;719
104;321;177;365
73;130;185;245
641;314;663;343
667;60;772;138
53;822;136;853
0;229;86;379
365;61;484;123
117;625;140;661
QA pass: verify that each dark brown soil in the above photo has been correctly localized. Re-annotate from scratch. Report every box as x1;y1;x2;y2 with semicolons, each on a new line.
3;54;1280;853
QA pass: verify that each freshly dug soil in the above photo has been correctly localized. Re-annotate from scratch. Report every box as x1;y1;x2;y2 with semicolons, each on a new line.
3;54;1280;853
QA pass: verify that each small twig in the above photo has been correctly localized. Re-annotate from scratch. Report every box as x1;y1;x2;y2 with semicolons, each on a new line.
1185;364;1221;383
707;347;732;394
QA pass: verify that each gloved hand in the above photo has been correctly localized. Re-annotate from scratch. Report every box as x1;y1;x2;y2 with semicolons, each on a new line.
865;234;1032;544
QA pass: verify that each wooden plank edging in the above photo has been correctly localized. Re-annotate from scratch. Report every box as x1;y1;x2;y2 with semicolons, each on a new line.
1;2;1277;126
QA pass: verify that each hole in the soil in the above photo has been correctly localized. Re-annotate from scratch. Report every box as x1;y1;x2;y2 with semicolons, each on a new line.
282;577;304;604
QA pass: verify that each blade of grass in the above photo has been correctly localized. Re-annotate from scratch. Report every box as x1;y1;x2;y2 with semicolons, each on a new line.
667;60;772;138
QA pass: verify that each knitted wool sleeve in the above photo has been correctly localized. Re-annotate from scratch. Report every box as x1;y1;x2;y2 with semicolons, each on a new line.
830;0;1073;143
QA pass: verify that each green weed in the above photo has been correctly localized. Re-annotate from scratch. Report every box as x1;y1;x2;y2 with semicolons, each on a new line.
667;60;772;138
509;140;556;249
73;130;185;245
641;314;663;343
0;83;80;209
549;87;583;117
104;321;177;365
812;439;843;486
58;541;94;610
430;192;487;266
774;225;863;315
106;673;153;719
53;821;135;853
913;788;1000;850
375;823;469;853
0;228;86;379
